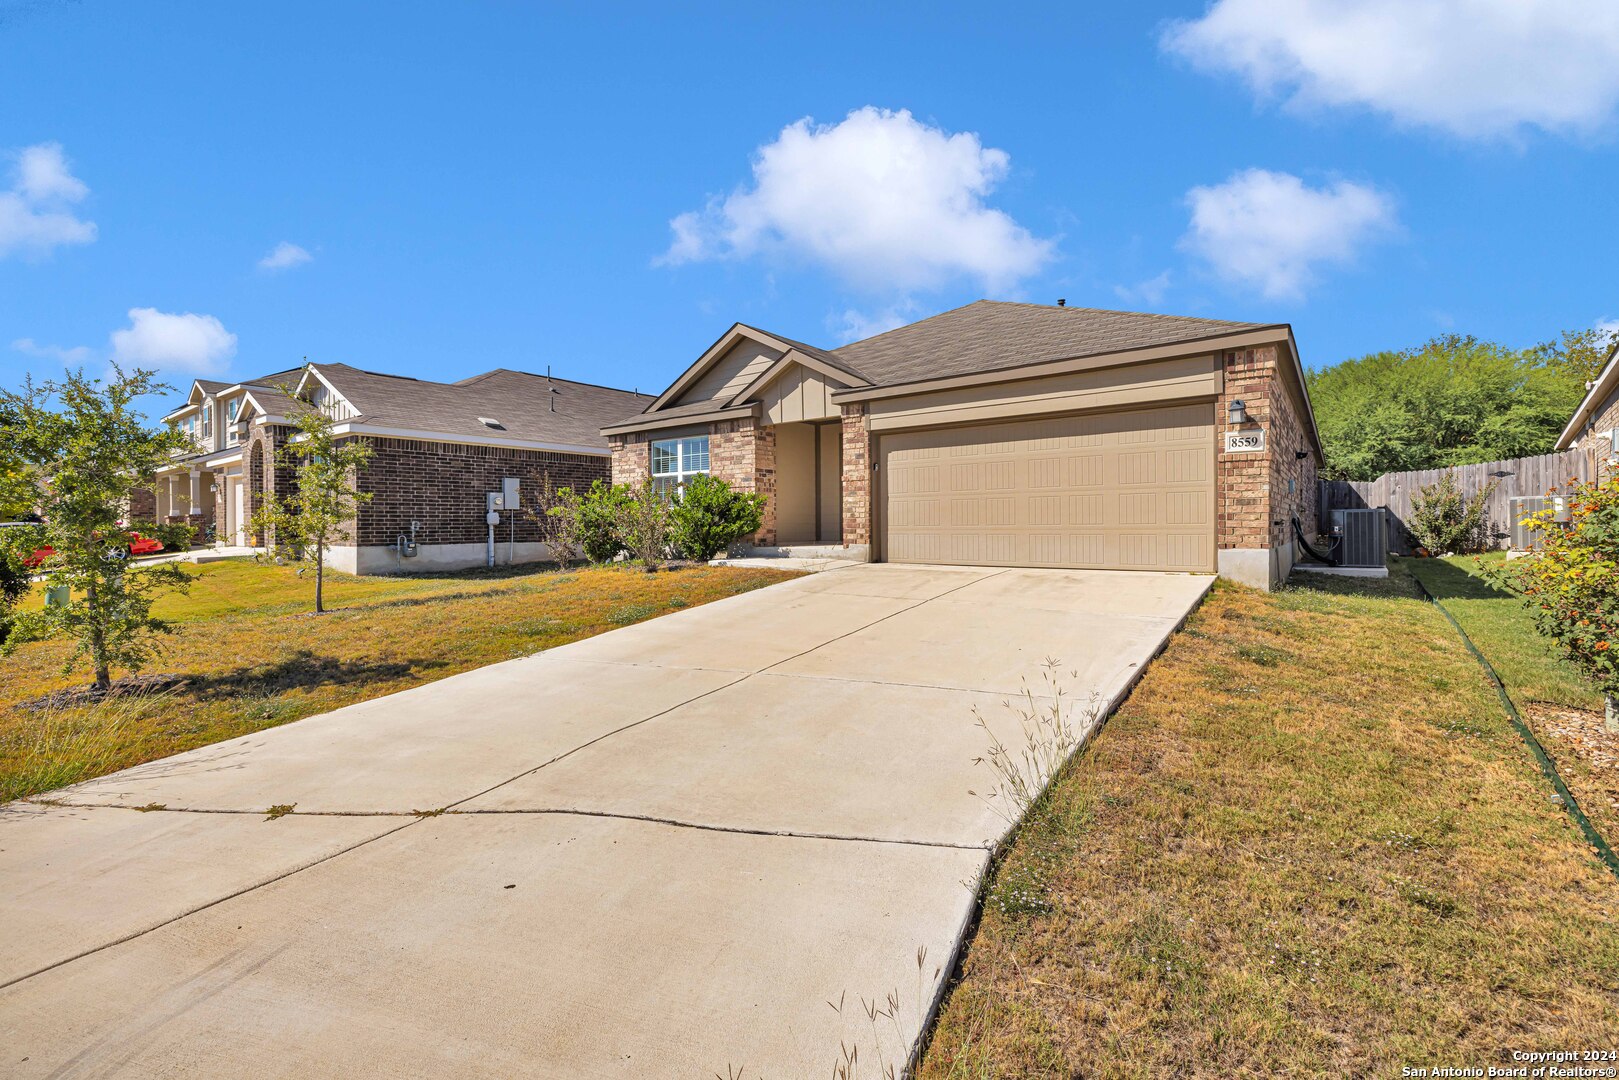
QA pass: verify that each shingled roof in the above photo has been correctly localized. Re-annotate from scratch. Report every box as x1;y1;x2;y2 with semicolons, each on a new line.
829;300;1273;387
312;364;651;449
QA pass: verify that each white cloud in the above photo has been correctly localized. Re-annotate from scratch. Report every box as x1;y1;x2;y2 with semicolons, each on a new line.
830;302;921;344
1161;0;1619;140
108;308;237;377
657;107;1055;293
1180;169;1397;301
1597;317;1619;339
0;142;96;259
11;337;94;365
258;241;312;271
1113;270;1173;308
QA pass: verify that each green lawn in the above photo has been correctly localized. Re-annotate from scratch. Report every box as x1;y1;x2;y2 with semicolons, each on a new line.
1;558;799;803
1403;553;1617;856
1404;553;1602;711
920;565;1618;1078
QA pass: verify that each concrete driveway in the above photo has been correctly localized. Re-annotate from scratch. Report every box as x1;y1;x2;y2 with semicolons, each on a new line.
0;563;1210;1078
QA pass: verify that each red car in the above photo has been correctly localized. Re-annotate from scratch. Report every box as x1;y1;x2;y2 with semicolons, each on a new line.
127;532;164;556
23;533;163;568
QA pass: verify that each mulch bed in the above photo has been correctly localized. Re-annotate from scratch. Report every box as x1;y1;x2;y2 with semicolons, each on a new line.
1525;701;1619;819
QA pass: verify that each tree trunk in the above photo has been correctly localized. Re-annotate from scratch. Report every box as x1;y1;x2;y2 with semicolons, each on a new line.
314;546;324;614
86;576;110;691
1606;694;1618;736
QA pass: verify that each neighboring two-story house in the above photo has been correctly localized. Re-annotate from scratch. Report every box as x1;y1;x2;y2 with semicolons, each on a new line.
1555;335;1619;474
152;363;649;572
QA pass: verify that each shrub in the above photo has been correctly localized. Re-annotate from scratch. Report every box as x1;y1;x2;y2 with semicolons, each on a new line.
1408;473;1496;554
545;480;629;565
148;520;196;552
668;474;766;562
1480;469;1619;730
614;478;672;571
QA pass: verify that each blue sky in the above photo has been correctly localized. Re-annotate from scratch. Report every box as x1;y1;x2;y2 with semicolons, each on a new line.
3;1;1616;417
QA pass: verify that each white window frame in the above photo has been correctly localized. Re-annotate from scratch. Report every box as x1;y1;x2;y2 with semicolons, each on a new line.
650;436;709;493
200;403;213;443
226;399;241;445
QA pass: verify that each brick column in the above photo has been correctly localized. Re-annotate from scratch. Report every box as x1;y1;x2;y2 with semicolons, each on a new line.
1215;346;1276;552
609;435;649;485
840;403;872;547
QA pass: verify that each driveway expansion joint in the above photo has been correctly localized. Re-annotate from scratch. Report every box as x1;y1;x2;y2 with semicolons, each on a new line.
445;807;994;851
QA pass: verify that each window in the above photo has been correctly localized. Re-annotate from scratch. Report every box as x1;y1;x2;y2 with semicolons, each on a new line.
226;399;241;444
650;436;709;493
201;403;213;441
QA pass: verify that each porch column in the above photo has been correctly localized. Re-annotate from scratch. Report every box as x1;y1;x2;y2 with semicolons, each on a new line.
188;470;201;512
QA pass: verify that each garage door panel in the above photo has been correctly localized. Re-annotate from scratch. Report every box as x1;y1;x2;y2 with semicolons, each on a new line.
881;404;1215;573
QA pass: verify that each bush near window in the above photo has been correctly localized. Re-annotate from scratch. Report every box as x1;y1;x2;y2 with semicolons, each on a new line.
669;474;766;562
1480;470;1619;730
544;480;630;565
1408;473;1496;554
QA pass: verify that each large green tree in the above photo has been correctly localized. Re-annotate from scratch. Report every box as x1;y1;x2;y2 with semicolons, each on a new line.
252;386;373;613
0;366;192;690
1308;332;1599;481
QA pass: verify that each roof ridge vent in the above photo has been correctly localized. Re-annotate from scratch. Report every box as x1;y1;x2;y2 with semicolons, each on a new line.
478;416;506;430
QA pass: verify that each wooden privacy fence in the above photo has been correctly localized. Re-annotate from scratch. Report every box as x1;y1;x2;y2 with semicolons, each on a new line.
1318;449;1592;553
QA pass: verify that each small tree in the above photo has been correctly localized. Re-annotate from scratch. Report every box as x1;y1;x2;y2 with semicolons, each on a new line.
1481;470;1619;731
0;366;192;690
668;474;766;562
252;387;373;613
613;478;671;571
1408;473;1496;554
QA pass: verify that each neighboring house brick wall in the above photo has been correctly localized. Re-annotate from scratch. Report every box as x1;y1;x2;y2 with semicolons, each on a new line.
1585;388;1619;475
127;486;156;523
840;403;871;547
351;437;607;548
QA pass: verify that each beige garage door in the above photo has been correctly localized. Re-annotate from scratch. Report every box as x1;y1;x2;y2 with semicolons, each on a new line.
880;403;1215;571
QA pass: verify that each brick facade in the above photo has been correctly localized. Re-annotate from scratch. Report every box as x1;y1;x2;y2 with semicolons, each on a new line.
1214;343;1317;553
608;435;649;485
350;437;607;547
613;419;780;544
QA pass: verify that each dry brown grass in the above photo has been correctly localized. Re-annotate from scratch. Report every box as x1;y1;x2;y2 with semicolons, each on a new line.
0;559;797;803
921;569;1619;1078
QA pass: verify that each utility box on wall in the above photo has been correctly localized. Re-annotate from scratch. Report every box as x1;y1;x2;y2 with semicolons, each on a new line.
501;477;520;510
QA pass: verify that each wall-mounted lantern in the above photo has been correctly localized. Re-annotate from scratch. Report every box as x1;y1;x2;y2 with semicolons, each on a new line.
1227;399;1250;425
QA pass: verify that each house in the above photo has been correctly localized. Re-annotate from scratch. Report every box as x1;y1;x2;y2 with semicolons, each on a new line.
152;363;650;572
605;300;1323;590
1554;335;1619;474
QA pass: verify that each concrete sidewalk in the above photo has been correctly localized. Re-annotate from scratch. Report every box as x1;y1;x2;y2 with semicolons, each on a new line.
0;563;1210;1078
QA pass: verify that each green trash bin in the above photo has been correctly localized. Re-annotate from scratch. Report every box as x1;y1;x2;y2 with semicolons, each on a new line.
44;584;69;609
